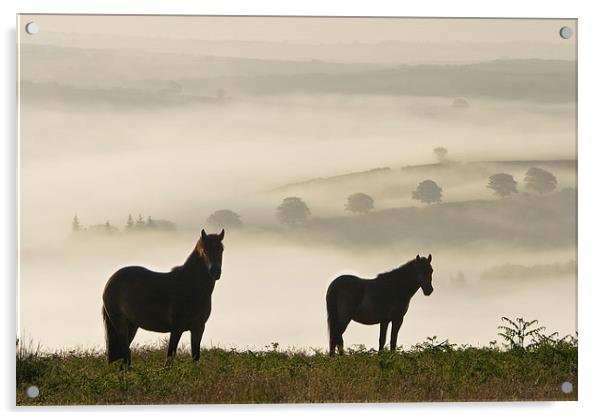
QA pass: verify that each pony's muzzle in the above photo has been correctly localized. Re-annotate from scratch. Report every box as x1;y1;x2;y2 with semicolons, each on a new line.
210;267;222;280
423;286;434;296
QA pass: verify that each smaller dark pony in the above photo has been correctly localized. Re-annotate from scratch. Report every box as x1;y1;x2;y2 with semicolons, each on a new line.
102;229;225;366
326;254;434;356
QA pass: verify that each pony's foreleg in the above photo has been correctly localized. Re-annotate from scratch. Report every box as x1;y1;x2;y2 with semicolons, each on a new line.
390;317;404;351
329;334;337;357
336;336;345;356
379;322;389;351
190;324;205;361
166;331;183;364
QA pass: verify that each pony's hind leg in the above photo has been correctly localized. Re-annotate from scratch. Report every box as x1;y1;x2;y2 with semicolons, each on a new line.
328;319;349;356
126;323;138;367
329;330;344;357
326;281;355;356
103;308;131;368
334;318;351;356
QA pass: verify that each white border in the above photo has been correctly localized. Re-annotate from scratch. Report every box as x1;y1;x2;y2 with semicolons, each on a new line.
3;1;601;419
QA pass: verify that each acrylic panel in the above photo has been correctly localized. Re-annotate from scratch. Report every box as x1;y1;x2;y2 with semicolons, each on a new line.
16;15;577;404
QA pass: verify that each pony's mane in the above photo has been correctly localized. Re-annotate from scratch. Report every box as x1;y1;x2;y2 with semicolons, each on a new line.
375;258;417;281
169;237;223;274
170;247;203;273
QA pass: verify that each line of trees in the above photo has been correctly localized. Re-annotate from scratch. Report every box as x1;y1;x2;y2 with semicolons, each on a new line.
72;215;119;234
411;166;558;205
206;194;374;231
71;213;176;234
124;214;176;231
72;166;559;235
487;167;558;198
208;165;560;230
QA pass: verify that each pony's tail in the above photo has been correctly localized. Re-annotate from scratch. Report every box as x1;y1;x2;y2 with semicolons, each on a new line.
102;306;122;364
326;284;340;356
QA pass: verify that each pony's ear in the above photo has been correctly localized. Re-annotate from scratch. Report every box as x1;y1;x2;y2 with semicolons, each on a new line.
218;229;225;241
427;254;432;263
416;254;420;260
201;229;207;240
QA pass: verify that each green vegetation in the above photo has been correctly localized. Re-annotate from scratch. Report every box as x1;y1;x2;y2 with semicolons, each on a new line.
17;318;577;405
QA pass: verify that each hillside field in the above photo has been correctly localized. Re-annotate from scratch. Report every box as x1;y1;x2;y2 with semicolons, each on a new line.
17;336;577;405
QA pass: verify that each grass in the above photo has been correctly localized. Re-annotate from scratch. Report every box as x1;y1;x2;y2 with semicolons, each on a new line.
16;321;577;405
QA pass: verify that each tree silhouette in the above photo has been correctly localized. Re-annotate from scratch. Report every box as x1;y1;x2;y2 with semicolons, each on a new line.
524;167;557;194
276;197;311;226
153;219;177;231
125;214;134;230
207;209;243;229
433;147;449;163
147;216;155;228
104;221;117;234
345;193;374;214
487;173;518;198
72;214;81;232
412;180;442;205
166;80;182;94
135;214;145;229
452;98;469;109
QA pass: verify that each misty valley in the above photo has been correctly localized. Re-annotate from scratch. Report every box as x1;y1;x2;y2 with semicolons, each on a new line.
18;35;576;354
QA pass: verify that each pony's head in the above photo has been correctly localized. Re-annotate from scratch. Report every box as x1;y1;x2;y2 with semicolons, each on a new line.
196;229;225;280
414;254;434;296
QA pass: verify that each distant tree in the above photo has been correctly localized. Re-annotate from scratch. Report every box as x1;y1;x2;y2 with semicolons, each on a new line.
345;193;374;214
452;98;469;109
167;80;182;94
207;209;243;229
433;147;449;163
412;180;443;205
125;214;134;230
147;216;155;228
450;271;467;286
487;173;518;198
153;219;177;231
276;197;311;226
104;221;117;234
72;214;81;232
524;167;557;194
135;214;145;229
216;88;225;100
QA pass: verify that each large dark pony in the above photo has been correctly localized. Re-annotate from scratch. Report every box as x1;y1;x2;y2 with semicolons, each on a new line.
102;229;225;366
326;254;434;356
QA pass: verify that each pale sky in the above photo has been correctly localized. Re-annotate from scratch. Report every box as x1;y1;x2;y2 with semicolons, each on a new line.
19;15;576;44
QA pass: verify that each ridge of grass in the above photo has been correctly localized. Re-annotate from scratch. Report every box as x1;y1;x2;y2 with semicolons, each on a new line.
16;331;577;405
